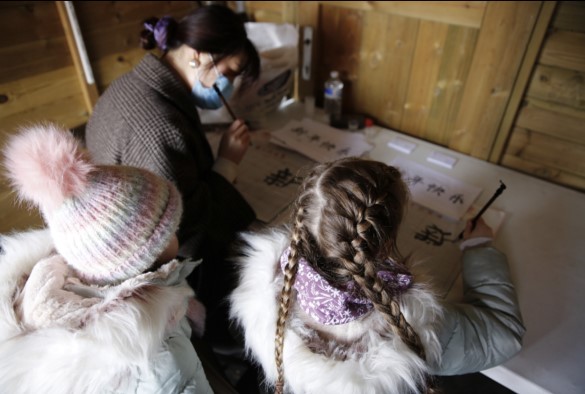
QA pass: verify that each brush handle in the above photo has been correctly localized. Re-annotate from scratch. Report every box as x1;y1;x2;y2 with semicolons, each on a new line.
212;84;237;121
458;181;507;239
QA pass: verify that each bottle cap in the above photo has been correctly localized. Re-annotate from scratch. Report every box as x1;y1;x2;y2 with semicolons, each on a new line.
330;71;339;78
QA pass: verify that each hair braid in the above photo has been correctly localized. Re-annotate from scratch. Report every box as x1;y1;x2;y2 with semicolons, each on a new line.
350;186;427;361
274;208;302;394
274;169;321;394
318;160;430;391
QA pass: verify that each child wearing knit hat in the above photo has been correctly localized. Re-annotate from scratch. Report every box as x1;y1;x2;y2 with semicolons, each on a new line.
0;124;213;393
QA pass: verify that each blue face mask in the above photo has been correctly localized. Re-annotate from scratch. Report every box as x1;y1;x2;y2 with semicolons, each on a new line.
191;55;234;110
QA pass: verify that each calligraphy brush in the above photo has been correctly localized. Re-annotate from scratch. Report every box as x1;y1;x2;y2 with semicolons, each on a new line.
458;180;507;239
212;83;237;121
212;83;253;146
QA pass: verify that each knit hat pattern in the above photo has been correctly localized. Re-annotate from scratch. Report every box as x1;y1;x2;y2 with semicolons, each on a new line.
3;124;183;285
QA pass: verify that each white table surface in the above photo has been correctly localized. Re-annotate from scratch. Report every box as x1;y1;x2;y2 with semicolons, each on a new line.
246;101;585;394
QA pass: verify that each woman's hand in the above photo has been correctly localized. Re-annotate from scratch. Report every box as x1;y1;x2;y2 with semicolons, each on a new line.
217;118;250;164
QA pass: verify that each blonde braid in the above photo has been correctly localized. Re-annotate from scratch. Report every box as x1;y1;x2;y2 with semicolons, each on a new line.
350;189;426;361
273;208;302;394
274;167;320;394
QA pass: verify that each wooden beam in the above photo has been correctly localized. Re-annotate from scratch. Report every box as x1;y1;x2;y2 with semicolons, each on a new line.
55;1;99;114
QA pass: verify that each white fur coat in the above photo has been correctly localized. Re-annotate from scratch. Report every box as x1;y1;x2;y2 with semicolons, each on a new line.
0;229;211;394
229;228;444;394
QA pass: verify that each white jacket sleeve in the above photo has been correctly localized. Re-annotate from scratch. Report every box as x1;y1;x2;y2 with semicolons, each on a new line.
429;246;526;375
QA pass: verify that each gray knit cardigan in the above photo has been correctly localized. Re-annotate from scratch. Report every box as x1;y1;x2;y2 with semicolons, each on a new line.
85;54;255;259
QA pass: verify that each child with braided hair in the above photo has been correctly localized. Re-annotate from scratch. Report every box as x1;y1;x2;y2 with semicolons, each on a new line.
230;157;525;394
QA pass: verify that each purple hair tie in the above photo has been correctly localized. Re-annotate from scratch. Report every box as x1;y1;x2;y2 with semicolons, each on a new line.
280;247;413;325
144;16;174;51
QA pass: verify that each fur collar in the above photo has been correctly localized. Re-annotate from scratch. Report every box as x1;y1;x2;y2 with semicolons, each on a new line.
0;229;196;394
230;227;444;394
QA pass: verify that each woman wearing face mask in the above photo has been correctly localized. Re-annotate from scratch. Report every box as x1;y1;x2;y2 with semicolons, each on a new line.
85;5;260;347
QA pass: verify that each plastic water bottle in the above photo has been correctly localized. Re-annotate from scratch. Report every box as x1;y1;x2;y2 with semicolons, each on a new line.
324;71;343;121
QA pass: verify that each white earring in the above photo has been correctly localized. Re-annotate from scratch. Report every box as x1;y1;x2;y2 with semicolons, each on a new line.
189;59;200;69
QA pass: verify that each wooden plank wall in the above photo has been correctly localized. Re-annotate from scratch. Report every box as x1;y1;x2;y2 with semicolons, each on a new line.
301;1;544;159
500;1;585;191
0;1;197;233
248;1;584;192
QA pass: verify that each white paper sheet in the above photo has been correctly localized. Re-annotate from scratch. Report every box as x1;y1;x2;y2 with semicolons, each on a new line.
390;157;482;220
270;118;373;163
398;202;464;297
206;130;315;223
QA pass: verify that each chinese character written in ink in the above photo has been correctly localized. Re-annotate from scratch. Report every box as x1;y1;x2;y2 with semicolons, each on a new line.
337;147;350;156
264;168;302;188
406;175;424;186
309;134;321;142
426;183;445;196
320;141;336;151
291;126;308;136
449;193;464;204
414;224;452;246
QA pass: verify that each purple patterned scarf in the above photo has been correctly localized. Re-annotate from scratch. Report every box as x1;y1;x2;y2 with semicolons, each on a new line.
279;247;413;325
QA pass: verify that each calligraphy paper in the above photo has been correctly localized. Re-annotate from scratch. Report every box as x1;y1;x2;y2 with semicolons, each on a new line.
398;202;463;298
270;118;373;163
390;157;482;220
206;131;315;223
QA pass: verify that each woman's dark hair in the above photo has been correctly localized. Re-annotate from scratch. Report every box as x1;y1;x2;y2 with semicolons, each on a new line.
140;5;260;89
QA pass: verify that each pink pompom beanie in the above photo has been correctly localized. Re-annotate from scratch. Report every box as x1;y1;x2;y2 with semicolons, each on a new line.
3;124;183;285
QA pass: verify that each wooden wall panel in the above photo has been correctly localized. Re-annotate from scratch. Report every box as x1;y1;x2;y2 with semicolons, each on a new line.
1;1;64;46
74;1;197;90
245;1;290;23
400;21;449;138
552;1;585;33
353;12;418;128
527;65;585;110
0;1;70;83
313;1;540;161
317;5;363;111
516;99;585;144
501;1;585;191
0;37;72;85
504;127;585;179
74;1;196;58
0;66;86;127
0;187;44;235
424;25;478;145
92;48;148;91
501;153;585;190
540;30;585;72
449;1;542;158
321;1;486;28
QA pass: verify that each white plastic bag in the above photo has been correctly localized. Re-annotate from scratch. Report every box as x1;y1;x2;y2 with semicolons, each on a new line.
198;22;298;124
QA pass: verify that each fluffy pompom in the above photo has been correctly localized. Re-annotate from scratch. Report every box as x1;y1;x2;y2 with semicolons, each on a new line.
3;123;94;214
